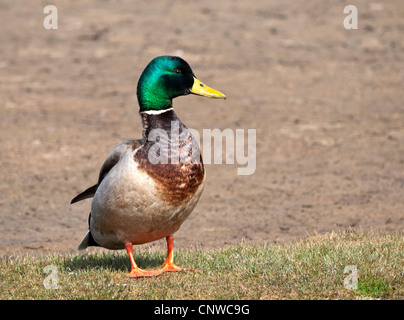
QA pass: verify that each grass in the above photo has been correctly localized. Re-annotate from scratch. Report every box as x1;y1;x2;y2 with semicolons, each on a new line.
0;231;402;299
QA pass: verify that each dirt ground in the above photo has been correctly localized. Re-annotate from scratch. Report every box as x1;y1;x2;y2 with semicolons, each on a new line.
0;0;403;257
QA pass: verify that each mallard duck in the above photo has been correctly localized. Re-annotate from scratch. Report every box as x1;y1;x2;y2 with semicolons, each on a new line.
71;56;226;277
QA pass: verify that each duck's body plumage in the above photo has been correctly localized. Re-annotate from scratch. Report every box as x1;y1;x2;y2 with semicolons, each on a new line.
87;110;205;249
71;56;225;277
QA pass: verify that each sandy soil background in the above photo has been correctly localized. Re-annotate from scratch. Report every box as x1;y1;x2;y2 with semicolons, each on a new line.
0;0;403;257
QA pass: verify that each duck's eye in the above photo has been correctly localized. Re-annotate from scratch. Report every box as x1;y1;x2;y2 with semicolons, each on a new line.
174;69;182;74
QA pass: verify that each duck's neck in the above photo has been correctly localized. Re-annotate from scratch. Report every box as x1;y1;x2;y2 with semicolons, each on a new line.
139;108;179;140
138;98;172;113
138;109;201;165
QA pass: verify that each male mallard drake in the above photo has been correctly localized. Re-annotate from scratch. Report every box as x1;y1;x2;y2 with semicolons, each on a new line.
71;56;226;277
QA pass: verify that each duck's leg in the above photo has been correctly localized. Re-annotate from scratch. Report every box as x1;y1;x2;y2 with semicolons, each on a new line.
125;242;161;278
160;235;184;272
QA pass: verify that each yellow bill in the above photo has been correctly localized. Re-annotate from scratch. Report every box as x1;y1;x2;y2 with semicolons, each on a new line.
190;77;226;99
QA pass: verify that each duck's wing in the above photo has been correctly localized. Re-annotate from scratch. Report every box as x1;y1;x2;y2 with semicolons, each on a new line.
70;139;143;204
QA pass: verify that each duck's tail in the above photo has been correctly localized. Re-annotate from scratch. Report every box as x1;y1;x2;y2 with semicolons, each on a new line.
71;184;98;204
77;230;99;251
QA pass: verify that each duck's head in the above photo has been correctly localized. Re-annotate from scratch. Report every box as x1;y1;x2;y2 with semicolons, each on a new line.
137;56;226;112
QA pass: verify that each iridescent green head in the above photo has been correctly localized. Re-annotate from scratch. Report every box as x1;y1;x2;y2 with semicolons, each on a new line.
136;56;226;112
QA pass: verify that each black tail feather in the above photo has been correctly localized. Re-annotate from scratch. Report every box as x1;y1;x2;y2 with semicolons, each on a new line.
77;229;100;251
70;184;98;204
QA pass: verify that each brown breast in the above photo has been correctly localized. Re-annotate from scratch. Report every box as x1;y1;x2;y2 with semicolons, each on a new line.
134;110;205;206
136;157;204;206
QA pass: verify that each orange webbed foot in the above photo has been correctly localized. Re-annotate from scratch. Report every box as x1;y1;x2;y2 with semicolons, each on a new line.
161;262;183;273
158;235;198;273
125;242;162;278
160;263;198;273
127;268;162;278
